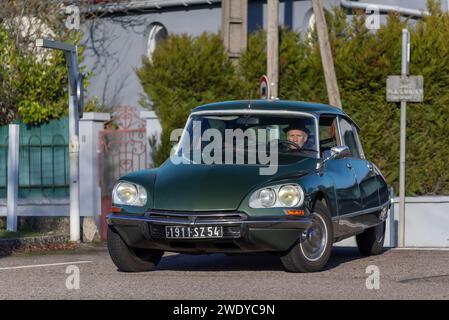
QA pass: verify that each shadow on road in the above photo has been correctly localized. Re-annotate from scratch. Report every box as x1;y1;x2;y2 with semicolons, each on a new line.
157;247;389;272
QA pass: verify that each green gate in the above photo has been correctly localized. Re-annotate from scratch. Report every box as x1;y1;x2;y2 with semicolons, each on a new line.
0;118;69;199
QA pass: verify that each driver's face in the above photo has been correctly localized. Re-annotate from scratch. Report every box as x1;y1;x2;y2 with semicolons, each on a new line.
287;129;308;148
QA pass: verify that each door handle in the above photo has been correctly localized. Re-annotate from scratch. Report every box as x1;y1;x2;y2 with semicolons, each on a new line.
346;162;352;169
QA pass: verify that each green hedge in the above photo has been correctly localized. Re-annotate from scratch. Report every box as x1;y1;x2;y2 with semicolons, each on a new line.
137;0;449;195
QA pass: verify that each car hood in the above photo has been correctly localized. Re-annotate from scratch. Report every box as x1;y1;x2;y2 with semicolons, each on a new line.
152;158;315;211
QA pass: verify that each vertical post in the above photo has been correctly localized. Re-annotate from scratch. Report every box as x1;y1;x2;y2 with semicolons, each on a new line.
79;113;110;241
36;39;82;242
312;0;342;108
267;0;279;99
66;50;81;243
389;186;396;247
398;29;410;248
221;0;248;64
7;124;19;232
140;111;163;167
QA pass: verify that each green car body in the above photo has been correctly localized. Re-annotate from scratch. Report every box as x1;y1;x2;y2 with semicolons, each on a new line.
107;100;390;272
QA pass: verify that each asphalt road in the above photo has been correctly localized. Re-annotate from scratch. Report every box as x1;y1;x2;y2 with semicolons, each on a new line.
0;245;448;300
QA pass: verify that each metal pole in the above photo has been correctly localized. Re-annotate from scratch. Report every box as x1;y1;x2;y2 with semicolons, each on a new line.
389;186;396;247
6;124;19;232
267;0;279;99
36;39;81;242
398;29;410;248
312;0;342;109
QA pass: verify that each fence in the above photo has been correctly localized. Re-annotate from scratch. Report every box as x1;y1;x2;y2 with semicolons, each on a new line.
0;118;69;200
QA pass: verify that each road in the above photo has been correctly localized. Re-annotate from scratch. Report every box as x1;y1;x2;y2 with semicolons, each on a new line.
0;245;448;299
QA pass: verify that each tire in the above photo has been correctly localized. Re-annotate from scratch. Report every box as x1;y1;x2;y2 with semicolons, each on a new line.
280;201;333;273
107;226;164;272
356;221;385;256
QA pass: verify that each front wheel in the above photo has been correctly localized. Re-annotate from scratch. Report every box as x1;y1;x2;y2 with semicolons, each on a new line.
356;221;385;256
107;226;164;272
280;201;333;272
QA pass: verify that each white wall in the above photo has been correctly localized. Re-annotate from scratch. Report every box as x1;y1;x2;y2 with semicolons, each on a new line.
335;196;449;248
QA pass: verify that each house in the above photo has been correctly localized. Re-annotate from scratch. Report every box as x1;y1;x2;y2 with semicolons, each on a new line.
80;0;434;110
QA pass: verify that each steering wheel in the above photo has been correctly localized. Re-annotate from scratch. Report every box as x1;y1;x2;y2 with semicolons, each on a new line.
272;139;302;152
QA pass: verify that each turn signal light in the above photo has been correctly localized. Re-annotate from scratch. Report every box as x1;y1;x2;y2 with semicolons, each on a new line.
111;206;122;213
285;209;305;216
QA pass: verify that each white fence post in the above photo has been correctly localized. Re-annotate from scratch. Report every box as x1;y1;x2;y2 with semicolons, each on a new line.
7;124;19;232
79;112;111;242
140;110;162;167
389;187;397;247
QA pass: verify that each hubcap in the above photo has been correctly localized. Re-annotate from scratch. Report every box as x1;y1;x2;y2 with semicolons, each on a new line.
300;213;328;262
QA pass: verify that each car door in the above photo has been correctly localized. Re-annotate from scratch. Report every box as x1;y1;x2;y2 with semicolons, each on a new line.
338;117;380;211
319;115;362;216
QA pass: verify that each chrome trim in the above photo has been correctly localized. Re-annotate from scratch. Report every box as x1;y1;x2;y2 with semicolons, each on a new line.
336;115;344;149
107;213;312;230
331;200;391;221
148;211;246;218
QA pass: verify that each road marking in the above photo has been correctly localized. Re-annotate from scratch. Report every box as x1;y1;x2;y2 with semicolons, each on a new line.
0;261;92;271
392;247;449;251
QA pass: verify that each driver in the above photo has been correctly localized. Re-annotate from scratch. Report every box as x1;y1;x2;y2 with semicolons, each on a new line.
283;124;309;149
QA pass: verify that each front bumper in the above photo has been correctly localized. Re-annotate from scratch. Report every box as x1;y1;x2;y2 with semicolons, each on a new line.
107;210;312;253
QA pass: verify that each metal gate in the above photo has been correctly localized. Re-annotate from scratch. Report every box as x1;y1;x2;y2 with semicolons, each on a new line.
98;107;148;239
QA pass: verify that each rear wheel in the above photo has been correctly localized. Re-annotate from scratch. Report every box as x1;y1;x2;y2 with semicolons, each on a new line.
356;221;385;256
107;226;164;272
280;201;333;273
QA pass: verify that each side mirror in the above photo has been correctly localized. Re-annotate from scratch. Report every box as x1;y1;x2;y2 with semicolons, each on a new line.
328;145;351;160
317;146;351;170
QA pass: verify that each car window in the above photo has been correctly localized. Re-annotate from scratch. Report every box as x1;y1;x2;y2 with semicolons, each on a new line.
319;116;340;157
352;124;366;159
178;114;319;164
339;117;362;159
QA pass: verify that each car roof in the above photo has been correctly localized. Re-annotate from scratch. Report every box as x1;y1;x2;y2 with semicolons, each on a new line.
191;99;348;117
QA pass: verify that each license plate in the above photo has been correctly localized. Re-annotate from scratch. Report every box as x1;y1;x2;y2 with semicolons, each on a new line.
165;226;223;239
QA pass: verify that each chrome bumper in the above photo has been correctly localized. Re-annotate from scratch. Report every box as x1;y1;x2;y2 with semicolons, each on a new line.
106;211;312;230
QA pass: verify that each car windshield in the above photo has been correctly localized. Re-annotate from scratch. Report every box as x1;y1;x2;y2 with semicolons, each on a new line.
175;113;318;165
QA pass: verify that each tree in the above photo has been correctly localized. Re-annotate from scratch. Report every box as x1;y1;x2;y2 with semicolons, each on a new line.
0;0;87;125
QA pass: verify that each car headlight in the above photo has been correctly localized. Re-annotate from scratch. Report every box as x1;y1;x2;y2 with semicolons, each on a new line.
249;184;304;208
278;185;301;207
258;188;277;207
112;182;147;206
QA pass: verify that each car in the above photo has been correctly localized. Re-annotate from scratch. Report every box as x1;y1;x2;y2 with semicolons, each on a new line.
106;100;390;273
